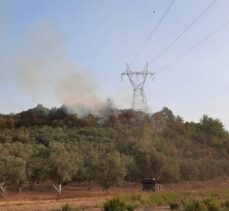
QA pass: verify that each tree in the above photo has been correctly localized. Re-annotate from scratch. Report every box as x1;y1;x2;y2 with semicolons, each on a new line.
1;142;33;160
96;151;127;191
84;114;99;127
160;159;181;183
200;115;225;137
0;116;7;129
76;143;99;187
26;145;50;189
0;156;27;192
180;160;199;181
130;139;164;180
48;143;78;194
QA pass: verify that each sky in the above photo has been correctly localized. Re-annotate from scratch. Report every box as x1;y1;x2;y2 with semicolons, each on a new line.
1;0;229;129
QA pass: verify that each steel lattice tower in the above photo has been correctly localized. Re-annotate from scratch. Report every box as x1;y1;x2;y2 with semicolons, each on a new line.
121;62;154;112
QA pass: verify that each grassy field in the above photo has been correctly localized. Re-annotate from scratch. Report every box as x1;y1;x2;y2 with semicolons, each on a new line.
0;179;228;211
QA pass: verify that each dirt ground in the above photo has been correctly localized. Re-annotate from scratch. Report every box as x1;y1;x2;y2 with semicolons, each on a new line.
0;179;228;211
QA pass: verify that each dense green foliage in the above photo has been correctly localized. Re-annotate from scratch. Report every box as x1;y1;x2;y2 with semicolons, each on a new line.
103;198;128;211
0;105;228;193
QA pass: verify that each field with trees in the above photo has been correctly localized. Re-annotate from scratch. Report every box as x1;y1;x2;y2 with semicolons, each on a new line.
0;104;228;210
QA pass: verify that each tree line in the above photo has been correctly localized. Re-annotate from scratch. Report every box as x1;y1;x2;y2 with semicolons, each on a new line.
0;105;228;195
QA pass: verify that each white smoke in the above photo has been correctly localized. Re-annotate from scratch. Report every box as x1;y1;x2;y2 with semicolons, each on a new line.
4;21;106;116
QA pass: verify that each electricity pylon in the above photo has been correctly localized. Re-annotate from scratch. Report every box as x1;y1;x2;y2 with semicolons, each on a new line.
121;62;154;112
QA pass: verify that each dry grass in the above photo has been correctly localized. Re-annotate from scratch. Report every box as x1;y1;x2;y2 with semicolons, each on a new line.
0;179;228;211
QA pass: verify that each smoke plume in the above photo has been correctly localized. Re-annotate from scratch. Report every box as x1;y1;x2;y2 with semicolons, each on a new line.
6;21;105;116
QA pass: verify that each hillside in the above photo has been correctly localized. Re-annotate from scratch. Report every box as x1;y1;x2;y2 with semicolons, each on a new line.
0;105;228;195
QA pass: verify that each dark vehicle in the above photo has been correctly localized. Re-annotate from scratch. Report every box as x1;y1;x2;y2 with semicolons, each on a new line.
142;178;157;191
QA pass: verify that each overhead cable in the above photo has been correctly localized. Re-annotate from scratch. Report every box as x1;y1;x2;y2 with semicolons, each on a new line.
156;20;229;74
149;0;218;65
130;0;176;65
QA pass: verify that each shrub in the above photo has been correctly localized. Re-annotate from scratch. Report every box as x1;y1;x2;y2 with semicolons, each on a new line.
169;202;179;210
103;198;126;211
203;199;220;211
126;204;135;211
184;200;208;211
149;194;165;205
103;198;135;211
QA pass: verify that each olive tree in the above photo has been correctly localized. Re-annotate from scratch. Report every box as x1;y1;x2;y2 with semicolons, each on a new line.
0;156;26;193
48;143;78;194
96;151;128;192
26;145;50;189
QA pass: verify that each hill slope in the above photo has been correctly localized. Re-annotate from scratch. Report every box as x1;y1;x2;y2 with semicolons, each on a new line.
0;105;228;193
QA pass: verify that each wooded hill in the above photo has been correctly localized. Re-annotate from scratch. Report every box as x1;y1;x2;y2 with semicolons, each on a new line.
0;105;228;194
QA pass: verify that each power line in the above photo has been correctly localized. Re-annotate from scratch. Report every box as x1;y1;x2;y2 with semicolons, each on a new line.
149;0;218;65
130;0;176;65
156;20;229;74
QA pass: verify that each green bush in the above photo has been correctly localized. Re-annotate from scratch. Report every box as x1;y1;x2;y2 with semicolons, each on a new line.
103;198;126;211
62;203;72;211
103;198;135;211
126;204;135;211
149;194;165;205
169;202;179;210
184;199;227;211
184;200;208;211
203;199;220;211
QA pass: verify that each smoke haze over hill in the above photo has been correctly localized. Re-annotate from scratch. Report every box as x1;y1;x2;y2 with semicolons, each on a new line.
1;21;106;116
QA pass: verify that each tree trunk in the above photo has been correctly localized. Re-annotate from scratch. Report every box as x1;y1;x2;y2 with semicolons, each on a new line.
0;182;7;197
53;183;62;195
17;185;23;193
106;188;110;193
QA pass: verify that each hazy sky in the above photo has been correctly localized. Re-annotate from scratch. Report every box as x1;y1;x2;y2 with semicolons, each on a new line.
1;0;229;129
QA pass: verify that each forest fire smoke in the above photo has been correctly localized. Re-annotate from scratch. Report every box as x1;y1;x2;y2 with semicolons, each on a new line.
3;21;107;116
